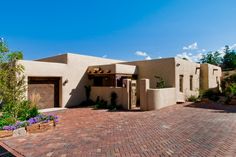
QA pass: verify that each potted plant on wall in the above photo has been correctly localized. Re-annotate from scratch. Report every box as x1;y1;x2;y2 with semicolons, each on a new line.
154;76;166;88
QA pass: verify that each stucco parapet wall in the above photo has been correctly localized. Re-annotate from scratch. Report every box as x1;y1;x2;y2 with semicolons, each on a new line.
88;63;137;75
146;88;176;110
115;64;137;74
18;60;67;77
36;53;68;64
36;53;123;65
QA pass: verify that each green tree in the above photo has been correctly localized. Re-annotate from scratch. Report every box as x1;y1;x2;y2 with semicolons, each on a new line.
222;45;236;70
200;51;222;65
0;39;26;119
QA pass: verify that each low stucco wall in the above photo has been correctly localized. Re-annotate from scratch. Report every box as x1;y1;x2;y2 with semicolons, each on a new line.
90;86;129;109
147;88;176;110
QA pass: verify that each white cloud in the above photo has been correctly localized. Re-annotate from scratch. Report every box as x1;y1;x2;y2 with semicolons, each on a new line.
145;56;152;60
177;52;203;62
197;49;206;53
230;44;236;50
135;51;148;57
102;54;107;58
177;43;236;62
135;51;152;60
177;52;192;61
183;42;198;50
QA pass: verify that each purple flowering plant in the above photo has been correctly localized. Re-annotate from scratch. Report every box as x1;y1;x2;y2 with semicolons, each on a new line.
1;114;58;131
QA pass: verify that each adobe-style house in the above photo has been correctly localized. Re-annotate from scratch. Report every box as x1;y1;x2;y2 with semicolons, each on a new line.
19;53;222;111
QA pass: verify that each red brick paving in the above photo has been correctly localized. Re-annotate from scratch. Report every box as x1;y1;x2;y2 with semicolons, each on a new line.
1;102;236;157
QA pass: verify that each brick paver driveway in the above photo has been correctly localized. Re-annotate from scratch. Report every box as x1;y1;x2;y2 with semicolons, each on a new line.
1;102;236;157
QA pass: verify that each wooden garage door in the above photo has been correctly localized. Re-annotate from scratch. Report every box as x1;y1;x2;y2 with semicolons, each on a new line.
28;77;60;109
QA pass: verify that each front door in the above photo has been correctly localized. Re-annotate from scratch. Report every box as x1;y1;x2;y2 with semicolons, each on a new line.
130;80;137;109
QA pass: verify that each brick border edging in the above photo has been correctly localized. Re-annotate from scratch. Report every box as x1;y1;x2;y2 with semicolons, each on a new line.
0;141;24;157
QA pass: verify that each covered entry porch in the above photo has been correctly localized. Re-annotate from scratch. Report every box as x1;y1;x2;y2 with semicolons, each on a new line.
87;64;139;110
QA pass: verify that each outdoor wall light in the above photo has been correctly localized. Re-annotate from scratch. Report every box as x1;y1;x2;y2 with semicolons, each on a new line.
63;79;68;86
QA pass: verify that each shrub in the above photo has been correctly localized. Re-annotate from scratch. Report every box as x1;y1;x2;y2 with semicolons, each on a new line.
94;93;121;110
221;73;236;104
225;83;236;96
29;92;41;107
5;100;40;121
202;89;220;102
187;95;198;102
108;92;118;110
94;96;108;109
224;83;236;104
0;113;16;129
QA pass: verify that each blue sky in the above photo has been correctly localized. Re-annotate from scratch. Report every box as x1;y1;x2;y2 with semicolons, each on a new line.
1;0;236;61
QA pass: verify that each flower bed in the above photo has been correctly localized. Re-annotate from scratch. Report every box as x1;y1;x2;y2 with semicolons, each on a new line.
0;114;58;138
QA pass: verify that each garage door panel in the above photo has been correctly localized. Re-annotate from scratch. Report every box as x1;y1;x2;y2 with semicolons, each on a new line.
28;77;60;109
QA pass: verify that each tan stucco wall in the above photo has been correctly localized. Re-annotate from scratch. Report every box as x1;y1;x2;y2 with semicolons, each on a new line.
124;58;200;102
18;60;66;107
121;58;176;102
139;79;176;110
21;53;122;108
21;53;222;109
90;86;129;109
124;58;176;88
200;63;222;90
147;88;176;110
175;58;200;102
37;54;68;64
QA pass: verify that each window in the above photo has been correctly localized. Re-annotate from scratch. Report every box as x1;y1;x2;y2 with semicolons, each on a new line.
93;77;103;86
190;75;193;91
216;76;219;85
179;75;184;92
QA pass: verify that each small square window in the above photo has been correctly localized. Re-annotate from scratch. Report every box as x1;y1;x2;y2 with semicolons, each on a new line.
179;75;184;92
190;75;193;91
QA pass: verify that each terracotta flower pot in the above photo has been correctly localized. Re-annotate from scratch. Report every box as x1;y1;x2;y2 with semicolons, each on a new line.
0;130;13;138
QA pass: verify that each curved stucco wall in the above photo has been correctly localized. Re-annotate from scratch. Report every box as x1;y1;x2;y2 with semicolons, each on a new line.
147;88;176;110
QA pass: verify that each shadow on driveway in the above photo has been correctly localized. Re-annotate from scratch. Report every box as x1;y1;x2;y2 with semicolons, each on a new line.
184;102;236;113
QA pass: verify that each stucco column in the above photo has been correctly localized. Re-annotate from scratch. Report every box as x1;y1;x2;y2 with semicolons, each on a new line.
122;79;131;110
140;79;150;111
